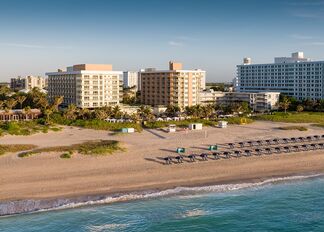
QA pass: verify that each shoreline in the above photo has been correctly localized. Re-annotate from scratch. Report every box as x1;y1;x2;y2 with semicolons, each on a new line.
1;171;323;216
2;122;324;216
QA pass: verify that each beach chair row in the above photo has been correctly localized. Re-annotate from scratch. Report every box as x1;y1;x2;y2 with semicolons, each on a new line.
163;142;324;164
227;135;324;149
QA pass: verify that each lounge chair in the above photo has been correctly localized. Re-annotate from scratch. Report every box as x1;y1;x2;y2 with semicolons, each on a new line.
255;148;262;156
293;145;300;152
223;151;231;159
298;137;305;142
188;154;196;162
274;147;281;153
264;147;272;155
310;144;317;150
290;137;297;143
164;157;172;165
256;140;263;146
273;139;279;144
265;139;271;145
244;150;252;156
313;135;320;140
228;143;235;149
283;146;291;153
282;138;289;144
306;136;312;141
238;142;244;148
301;144;309;151
200;153;208;161
247;141;254;147
175;155;184;163
318;143;324;149
212;152;220;160
234;150;241;157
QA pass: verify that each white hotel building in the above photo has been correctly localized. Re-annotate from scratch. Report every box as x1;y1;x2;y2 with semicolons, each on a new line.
236;52;324;100
46;64;122;108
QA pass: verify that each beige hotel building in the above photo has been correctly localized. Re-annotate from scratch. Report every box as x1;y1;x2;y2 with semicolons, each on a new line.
140;62;206;109
46;64;122;108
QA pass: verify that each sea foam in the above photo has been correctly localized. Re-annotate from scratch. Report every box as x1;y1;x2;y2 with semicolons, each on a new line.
1;173;322;216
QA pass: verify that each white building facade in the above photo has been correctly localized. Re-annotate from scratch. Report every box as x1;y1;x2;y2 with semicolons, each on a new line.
46;64;122;108
236;52;324;100
123;71;139;90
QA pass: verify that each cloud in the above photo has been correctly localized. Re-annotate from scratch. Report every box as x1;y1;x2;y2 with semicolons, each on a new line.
285;0;324;6
290;34;313;40
309;42;324;46
292;12;323;19
168;41;184;47
0;43;45;48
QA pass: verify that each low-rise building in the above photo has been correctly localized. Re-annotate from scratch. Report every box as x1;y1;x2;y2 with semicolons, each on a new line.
46;64;123;108
219;92;280;112
199;89;225;105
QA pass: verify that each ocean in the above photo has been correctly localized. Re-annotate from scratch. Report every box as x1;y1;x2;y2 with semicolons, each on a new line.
1;175;324;232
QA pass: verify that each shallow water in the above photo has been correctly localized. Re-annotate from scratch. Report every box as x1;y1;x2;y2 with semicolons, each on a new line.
1;175;324;231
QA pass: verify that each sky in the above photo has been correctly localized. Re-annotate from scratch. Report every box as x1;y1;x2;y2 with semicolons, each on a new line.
0;0;324;82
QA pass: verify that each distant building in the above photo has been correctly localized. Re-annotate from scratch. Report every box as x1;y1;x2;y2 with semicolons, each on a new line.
46;64;123;108
25;76;47;90
10;76;47;91
236;52;324;100
140;61;206;109
10;76;25;91
123;71;139;90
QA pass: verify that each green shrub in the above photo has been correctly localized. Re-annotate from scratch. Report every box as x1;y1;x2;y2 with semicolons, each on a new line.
254;112;324;123
17;140;123;157
60;152;72;159
0;144;38;156
277;126;308;131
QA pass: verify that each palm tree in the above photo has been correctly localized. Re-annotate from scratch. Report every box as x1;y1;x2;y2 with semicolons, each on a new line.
165;105;181;117
280;96;291;114
79;108;91;120
5;98;17;110
35;96;49;110
94;109;108;120
43;108;53;124
0;86;11;98
52;96;64;112
0;100;4;110
16;95;27;109
137;105;153;121
64;104;78;120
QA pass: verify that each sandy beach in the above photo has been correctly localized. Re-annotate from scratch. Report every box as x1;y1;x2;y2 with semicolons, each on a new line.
1;121;324;214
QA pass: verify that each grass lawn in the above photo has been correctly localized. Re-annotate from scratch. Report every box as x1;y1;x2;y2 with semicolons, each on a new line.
18;140;123;158
0;144;38;156
254;112;324;123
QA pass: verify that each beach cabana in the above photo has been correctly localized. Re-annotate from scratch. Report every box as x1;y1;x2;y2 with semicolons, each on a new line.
188;123;203;130
167;124;177;133
121;128;135;133
218;121;228;128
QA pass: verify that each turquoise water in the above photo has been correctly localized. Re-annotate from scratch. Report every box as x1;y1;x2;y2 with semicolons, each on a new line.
1;176;324;232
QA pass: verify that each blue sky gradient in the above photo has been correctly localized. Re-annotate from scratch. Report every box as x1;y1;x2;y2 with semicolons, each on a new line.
0;0;324;81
